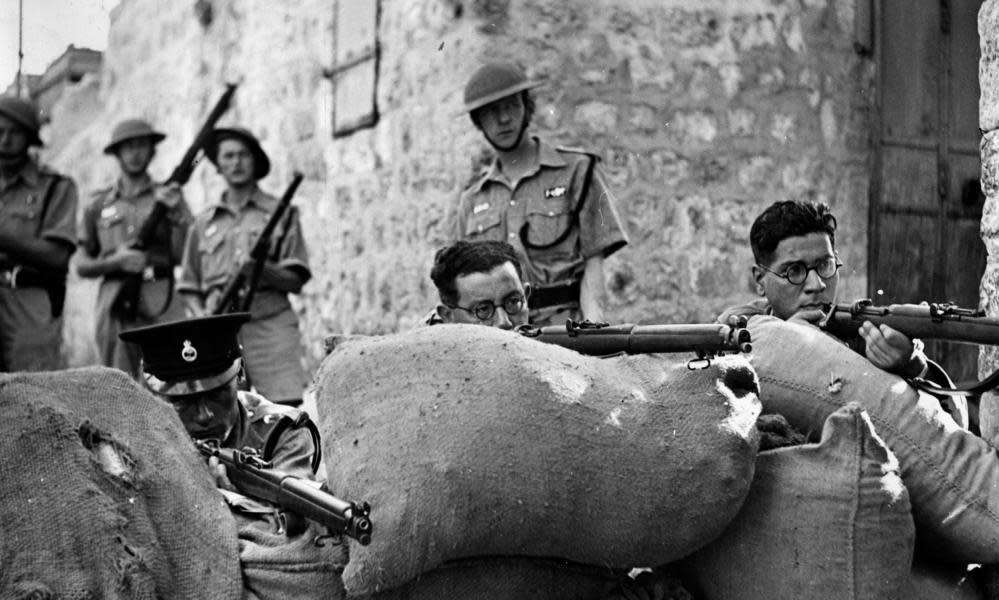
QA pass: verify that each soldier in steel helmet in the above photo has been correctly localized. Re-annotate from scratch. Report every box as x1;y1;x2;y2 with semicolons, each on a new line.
177;127;311;407
0;95;78;371
452;62;629;327
76;119;193;377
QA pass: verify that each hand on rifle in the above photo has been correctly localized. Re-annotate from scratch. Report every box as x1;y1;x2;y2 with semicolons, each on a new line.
207;455;239;492
153;182;183;209
203;288;224;316
110;245;148;274
860;321;928;378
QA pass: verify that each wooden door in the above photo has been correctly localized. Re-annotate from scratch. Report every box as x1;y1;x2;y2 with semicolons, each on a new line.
872;0;986;383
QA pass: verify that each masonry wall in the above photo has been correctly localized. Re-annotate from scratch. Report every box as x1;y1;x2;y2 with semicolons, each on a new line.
45;0;874;376
977;0;999;444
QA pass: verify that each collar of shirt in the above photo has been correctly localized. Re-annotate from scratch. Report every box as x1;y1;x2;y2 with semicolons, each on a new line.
475;137;567;192
207;185;274;219
112;174;155;202
0;157;41;192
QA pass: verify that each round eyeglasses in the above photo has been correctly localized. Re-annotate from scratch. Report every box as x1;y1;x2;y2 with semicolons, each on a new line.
448;294;526;321
756;257;842;285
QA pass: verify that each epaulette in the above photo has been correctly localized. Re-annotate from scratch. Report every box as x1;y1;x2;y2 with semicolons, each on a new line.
555;146;602;162
241;391;322;473
89;185;116;204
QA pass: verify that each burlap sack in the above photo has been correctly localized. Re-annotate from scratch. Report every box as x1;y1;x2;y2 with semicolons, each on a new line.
314;324;762;595
686;404;915;600
355;557;619;600
747;316;999;562
0;367;242;600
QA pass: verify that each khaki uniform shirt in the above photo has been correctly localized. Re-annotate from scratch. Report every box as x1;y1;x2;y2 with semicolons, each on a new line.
453;139;628;286
0;159;78;266
178;186;311;320
79;174;192;270
79;175;193;375
0;159;78;371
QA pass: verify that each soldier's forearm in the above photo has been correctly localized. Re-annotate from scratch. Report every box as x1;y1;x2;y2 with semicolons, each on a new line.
0;234;72;271
579;255;606;322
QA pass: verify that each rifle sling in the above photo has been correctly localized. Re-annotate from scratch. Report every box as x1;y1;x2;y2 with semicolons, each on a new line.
908;368;999;397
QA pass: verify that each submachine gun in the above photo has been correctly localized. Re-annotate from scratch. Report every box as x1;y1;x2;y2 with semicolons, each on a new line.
516;318;752;366
195;439;373;545
112;83;239;320
212;172;304;315
818;298;999;394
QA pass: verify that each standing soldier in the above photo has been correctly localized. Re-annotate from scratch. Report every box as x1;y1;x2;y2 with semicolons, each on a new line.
77;119;192;377
453;62;629;326
0;96;78;371
177;127;310;407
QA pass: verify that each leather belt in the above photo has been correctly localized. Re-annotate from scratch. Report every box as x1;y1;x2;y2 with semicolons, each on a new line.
530;279;582;310
0;266;53;289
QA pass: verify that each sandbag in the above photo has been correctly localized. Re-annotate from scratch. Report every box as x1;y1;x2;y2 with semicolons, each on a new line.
314;324;762;595
355;556;619;600
686;403;915;600
0;367;242;600
747;316;999;562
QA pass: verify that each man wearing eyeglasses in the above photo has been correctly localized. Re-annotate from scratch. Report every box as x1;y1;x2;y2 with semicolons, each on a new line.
427;240;530;329
721;200;929;378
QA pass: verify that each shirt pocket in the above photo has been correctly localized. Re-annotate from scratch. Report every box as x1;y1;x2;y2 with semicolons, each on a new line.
463;208;503;240
200;229;232;284
96;213;128;252
6;205;39;235
523;196;573;248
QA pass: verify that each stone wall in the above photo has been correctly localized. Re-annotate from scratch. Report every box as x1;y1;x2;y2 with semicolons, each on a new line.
978;0;999;444
44;0;874;376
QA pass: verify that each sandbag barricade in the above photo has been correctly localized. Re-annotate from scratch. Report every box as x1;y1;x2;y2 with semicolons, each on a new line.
747;316;999;562
0;367;242;600
314;323;762;595
686;403;916;600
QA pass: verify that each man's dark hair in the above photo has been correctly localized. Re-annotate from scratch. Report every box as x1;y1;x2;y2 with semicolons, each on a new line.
469;90;536;131
750;200;838;265
430;240;524;306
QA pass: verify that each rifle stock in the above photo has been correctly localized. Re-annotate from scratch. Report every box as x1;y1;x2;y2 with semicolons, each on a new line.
195;440;373;545
212;172;304;315
818;299;999;346
112;84;238;320
517;319;752;358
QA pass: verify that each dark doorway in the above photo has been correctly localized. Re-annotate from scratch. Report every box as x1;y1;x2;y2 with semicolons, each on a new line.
872;0;986;383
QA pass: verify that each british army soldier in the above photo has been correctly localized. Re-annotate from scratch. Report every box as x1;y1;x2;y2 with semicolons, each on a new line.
0;96;78;371
453;62;628;326
119;313;345;598
177;127;310;407
77;119;192;377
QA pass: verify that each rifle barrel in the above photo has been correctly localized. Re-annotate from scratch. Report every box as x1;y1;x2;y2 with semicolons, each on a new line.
821;302;999;346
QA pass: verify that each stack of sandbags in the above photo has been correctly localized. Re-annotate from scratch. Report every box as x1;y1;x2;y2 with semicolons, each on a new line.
686;403;916;599
314;323;762;596
0;367;241;600
747;316;999;563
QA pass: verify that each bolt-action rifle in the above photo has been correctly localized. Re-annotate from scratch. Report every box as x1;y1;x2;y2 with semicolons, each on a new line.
818;298;999;394
212;172;304;315
111;83;239;320
517;318;752;365
195;440;373;545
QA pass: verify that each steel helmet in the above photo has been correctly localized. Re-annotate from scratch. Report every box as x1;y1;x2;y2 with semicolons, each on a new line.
0;95;43;147
205;127;271;180
104;119;167;154
462;62;543;114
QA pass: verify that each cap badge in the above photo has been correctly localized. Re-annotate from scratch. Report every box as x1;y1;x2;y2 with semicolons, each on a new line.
181;340;198;362
544;186;566;199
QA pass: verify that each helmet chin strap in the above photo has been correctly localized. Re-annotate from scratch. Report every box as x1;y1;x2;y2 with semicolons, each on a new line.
486;112;529;153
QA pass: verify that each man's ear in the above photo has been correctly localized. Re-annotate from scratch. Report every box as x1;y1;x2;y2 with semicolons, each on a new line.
750;265;767;296
435;303;453;323
523;282;532;299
